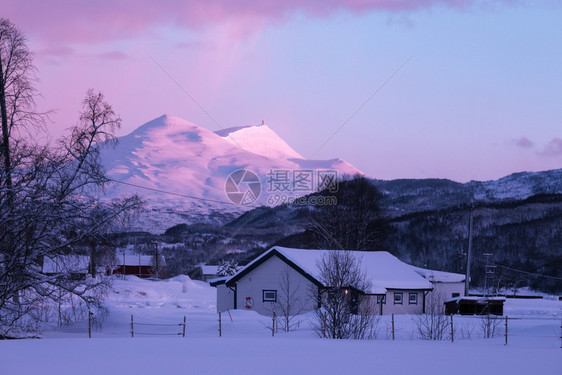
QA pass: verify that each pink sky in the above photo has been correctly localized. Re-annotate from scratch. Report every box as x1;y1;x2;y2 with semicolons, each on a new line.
2;0;561;182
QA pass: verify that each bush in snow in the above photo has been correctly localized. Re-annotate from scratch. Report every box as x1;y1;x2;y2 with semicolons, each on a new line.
412;292;449;340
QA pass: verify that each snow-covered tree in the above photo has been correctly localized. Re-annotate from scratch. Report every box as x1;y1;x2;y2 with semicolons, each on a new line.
216;261;239;277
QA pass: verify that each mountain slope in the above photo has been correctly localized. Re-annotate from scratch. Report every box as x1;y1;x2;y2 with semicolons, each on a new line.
99;115;362;230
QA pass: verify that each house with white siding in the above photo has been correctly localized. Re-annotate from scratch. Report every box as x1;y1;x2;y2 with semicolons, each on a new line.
43;255;91;280
411;266;465;301
211;246;463;316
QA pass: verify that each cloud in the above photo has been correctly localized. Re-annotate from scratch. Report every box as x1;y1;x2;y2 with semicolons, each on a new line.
3;0;517;45
514;136;534;149
541;138;562;157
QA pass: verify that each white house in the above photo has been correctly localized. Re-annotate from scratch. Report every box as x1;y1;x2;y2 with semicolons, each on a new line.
42;255;91;280
211;246;464;316
411;266;465;300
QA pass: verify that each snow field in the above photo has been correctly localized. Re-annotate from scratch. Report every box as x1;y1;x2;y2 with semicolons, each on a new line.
1;276;560;375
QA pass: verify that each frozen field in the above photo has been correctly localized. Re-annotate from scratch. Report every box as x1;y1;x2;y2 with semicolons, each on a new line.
1;276;560;375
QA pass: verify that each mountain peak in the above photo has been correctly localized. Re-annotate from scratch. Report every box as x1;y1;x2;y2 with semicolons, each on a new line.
128;114;198;136
216;123;304;159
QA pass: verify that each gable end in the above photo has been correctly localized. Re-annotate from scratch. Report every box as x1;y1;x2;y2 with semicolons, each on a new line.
226;249;323;288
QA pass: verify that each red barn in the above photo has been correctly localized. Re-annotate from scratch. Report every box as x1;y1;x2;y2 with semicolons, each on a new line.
111;255;166;278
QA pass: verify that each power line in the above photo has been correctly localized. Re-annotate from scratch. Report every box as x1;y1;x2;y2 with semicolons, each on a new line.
474;257;562;281
107;178;258;208
309;54;414;159
147;55;252;157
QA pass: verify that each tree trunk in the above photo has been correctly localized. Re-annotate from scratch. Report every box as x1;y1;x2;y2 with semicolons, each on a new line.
0;51;13;190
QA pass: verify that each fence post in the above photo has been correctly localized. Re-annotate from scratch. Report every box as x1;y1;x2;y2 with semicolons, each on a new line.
392;313;395;340
272;312;276;337
88;311;92;339
182;316;186;338
504;315;508;345
450;314;454;343
218;312;222;337
131;314;134;338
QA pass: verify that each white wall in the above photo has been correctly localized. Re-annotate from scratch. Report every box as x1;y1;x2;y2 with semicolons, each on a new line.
216;284;235;313
430;282;465;300
376;290;426;315
234;255;318;316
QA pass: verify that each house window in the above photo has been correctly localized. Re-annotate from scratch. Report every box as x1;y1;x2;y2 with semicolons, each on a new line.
452;292;460;298
262;290;277;303
394;293;403;305
377;295;386;304
409;293;418;305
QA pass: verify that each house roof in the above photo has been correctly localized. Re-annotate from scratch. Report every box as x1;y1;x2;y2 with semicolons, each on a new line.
116;255;166;267
411;266;465;283
43;255;90;274
225;247;434;294
209;276;229;286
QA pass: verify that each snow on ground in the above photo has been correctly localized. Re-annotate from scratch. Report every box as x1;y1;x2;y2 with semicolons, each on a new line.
1;276;561;375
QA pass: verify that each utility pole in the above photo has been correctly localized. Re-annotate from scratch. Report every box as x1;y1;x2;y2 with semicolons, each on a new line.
465;209;473;296
483;253;495;297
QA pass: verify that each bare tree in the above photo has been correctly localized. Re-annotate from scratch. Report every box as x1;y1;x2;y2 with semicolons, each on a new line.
0;86;141;337
308;175;386;251
412;291;449;340
313;251;377;339
275;266;306;332
149;242;166;279
0;19;52;192
480;313;501;338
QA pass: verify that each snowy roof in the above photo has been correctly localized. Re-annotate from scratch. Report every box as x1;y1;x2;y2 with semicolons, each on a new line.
116;255;166;267
43;255;90;274
201;265;219;275
209;276;229;286
411;266;465;283
227;247;434;294
444;296;506;303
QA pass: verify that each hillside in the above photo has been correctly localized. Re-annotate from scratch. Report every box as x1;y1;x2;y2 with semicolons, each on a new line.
218;170;562;293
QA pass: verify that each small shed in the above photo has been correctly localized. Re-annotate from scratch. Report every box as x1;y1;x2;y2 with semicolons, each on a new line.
112;255;166;278
189;265;220;281
444;296;505;316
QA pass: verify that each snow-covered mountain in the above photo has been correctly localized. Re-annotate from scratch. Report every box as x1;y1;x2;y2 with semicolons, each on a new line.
99;115;362;230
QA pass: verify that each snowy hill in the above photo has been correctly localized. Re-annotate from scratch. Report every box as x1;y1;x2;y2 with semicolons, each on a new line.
99;115;362;230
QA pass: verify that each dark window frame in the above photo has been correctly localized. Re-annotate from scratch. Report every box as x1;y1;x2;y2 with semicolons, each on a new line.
262;289;277;303
394;292;403;305
409;292;418;305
